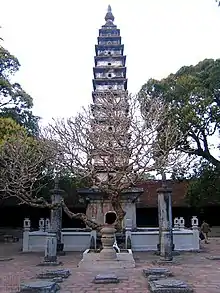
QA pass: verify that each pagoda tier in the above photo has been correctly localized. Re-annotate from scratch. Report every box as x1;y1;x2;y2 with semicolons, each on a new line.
91;5;128;173
95;44;124;61
93;66;126;78
92;6;127;96
99;28;120;36
92;79;127;91
94;55;126;66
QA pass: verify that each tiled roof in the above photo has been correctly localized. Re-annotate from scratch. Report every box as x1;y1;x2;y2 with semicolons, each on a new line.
136;180;189;208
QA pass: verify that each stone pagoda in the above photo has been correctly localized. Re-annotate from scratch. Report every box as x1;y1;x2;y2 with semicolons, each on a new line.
78;5;143;230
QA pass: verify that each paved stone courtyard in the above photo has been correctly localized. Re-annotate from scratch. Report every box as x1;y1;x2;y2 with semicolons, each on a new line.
0;238;220;292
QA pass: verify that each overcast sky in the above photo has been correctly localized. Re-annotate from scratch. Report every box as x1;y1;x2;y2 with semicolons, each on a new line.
1;0;220;125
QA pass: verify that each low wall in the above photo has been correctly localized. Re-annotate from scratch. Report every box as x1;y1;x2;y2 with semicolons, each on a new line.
128;228;199;251
23;230;92;252
62;232;91;251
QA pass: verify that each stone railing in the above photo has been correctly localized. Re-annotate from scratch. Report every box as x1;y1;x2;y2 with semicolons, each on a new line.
22;216;199;252
126;216;199;252
22;218;93;252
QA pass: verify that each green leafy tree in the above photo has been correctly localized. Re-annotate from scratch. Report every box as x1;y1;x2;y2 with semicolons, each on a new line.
186;162;220;207
0;117;26;144
0;43;39;136
139;58;220;169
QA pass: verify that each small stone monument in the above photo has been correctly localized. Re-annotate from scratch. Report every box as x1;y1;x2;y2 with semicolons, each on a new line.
39;218;45;231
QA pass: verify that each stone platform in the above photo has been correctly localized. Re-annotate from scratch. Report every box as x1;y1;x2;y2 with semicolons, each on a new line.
78;249;135;269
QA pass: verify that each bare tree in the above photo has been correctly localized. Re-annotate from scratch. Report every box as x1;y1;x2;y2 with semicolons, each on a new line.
0;92;185;231
0;133;56;205
47;91;184;229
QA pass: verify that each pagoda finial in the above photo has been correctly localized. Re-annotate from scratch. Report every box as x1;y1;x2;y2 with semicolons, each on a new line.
105;4;114;22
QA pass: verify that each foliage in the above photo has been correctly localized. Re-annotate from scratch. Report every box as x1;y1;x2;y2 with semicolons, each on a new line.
0;116;26;145
186;162;220;207
0;132;57;203
0;44;39;136
35;172;90;204
139;58;220;169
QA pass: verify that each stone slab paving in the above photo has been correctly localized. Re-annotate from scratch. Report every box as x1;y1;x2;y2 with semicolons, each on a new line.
148;278;193;293
143;268;173;277
93;273;119;284
20;280;60;293
1;239;220;292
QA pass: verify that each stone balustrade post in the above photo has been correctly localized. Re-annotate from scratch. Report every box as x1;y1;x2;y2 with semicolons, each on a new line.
179;217;185;229
45;218;51;232
39;218;45;231
157;187;173;261
191;216;199;250
191;216;199;230
173;217;180;229
23;218;31;252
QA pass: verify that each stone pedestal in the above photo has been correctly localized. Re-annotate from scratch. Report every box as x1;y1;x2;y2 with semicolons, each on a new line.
78;221;135;269
78;249;135;269
157;187;173;261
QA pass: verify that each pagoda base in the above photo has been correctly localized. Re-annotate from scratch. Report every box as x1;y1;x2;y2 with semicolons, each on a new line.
77;187;143;229
78;249;135;270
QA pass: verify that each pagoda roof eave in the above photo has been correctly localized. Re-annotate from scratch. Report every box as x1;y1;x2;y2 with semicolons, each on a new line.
94;55;126;65
95;44;124;49
93;66;126;72
93;78;127;83
99;28;120;32
98;36;121;41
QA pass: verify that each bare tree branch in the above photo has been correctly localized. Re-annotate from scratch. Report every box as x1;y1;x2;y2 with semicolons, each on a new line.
46;91;185;228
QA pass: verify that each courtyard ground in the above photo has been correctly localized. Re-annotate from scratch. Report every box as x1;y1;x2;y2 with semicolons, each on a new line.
0;238;220;292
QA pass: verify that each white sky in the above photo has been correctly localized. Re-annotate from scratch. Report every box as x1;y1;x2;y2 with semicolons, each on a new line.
1;0;220;126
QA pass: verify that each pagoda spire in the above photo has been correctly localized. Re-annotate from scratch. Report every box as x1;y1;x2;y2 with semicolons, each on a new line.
105;4;115;22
